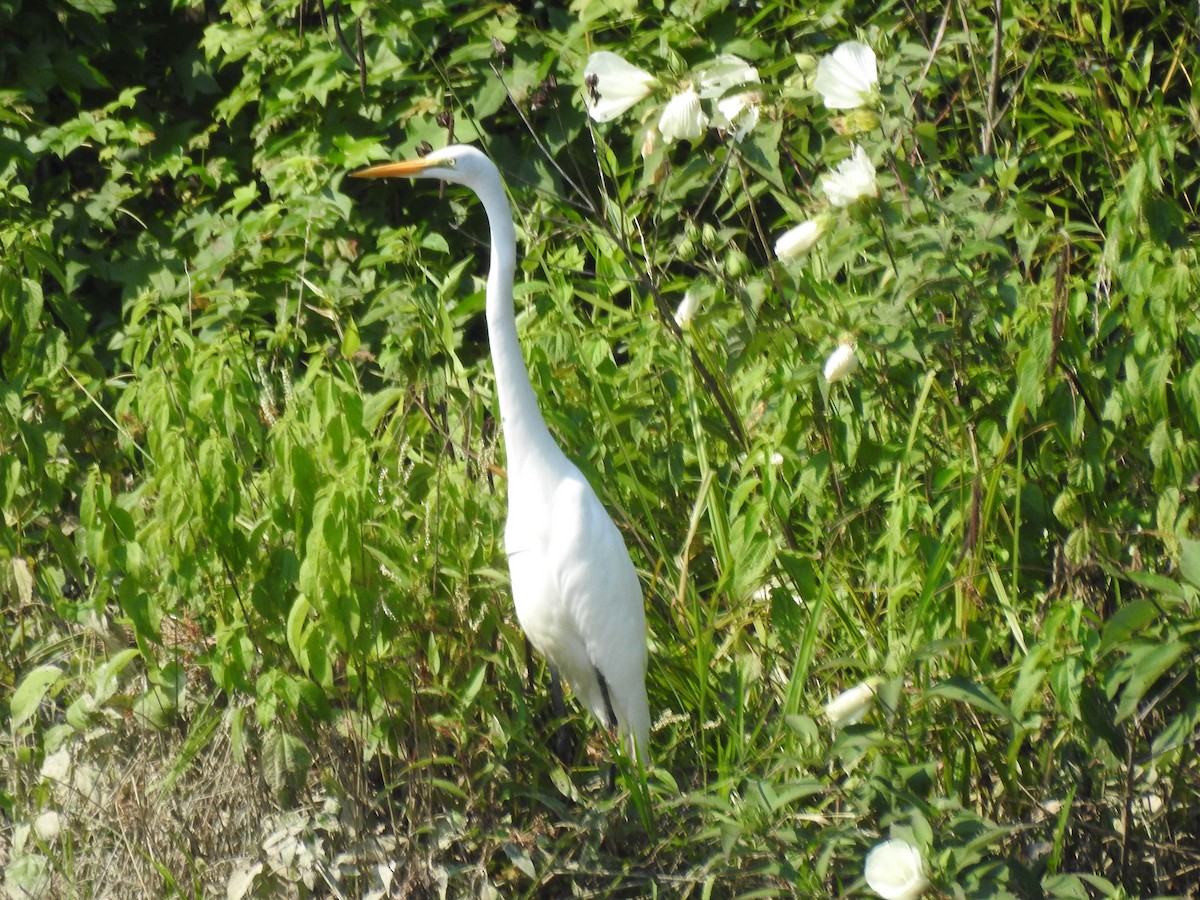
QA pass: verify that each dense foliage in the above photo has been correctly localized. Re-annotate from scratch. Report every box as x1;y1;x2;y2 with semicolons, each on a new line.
3;0;1199;896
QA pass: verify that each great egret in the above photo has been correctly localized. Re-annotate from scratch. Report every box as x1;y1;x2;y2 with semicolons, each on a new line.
352;145;651;767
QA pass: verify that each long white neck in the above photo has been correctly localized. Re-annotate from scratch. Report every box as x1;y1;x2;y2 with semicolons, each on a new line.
472;171;565;480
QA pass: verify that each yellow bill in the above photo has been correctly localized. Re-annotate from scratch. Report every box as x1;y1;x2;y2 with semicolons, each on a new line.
350;157;447;179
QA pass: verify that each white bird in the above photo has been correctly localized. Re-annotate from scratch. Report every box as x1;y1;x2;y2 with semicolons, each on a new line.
352;145;651;767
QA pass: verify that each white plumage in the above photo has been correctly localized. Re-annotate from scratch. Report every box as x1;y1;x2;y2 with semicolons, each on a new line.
353;145;651;766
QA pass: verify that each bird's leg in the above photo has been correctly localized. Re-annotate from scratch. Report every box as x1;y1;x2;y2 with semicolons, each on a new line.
549;667;576;764
596;668;618;793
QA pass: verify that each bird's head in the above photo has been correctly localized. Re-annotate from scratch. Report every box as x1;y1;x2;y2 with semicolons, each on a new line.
350;144;495;189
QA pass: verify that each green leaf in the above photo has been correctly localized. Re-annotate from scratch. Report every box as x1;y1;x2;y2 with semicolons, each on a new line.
926;676;1012;721
62;0;116;16
133;683;178;729
340;317;361;359
10;665;65;730
914;122;939;162
363;388;404;430
1015;327;1051;416
502;843;536;879
1011;646;1049;720
1151;698;1200;757
1109;639;1185;723
459;664;487;708
3;854;50;897
1098;599;1158;656
1122;569;1184;599
89;648;141;705
286;594;313;667
301;632;333;691
261;729;312;802
1178;537;1200;590
1041;874;1091;898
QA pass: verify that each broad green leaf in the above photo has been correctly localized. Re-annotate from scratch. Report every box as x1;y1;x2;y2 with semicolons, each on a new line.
301;631;333;691
926;676;1012;721
63;0;116;15
11;665;65;730
1011;645;1049;720
261;729;312;801
1015;328;1051;416
459;664;487;708
1150;698;1200;758
132;684;178;729
340;317;361;359
286;595;313;667
1098;599;1158;656
1178;537;1200;590
89;648;141;705
502;843;536;879
1110;639;1185;723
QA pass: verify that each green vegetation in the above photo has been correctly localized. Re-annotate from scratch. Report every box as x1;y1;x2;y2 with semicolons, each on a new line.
3;0;1199;896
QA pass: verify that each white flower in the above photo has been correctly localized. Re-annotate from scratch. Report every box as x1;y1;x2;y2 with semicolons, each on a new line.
658;85;708;143
674;289;701;327
824;343;858;383
821;145;878;207
697;55;761;141
583;52;657;122
813;41;879;109
864;839;930;900
715;94;760;141
823;678;877;728
697;55;759;99
774;217;826;260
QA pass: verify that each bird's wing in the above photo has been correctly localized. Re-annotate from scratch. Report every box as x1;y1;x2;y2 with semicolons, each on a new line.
546;474;650;760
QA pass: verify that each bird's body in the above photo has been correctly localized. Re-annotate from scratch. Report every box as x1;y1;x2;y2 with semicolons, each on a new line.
353;145;650;765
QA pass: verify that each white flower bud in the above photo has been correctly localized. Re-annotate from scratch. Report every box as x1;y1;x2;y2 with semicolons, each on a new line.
823;678;878;728
674;289;701;327
824;343;858;383
774;218;826;260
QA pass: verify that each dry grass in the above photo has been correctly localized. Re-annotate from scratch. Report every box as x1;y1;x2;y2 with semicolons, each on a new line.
2;699;424;898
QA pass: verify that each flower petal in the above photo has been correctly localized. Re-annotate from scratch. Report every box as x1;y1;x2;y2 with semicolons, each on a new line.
813;41;879;109
775;218;826;260
674;289;701;327
584;51;657;122
864;840;930;900
714;93;760;141
820;145;878;207
823;678;876;726
823;343;858;383
696;55;760;99
658;86;707;143
698;55;761;141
